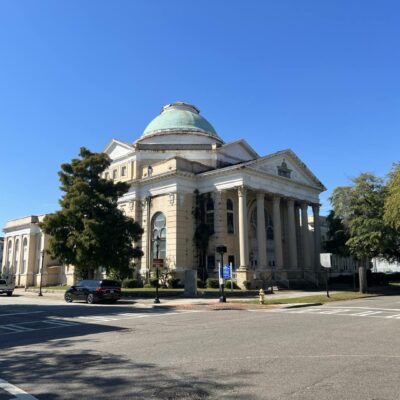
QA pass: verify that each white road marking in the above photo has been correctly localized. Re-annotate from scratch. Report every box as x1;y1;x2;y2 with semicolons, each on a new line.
0;378;38;399
0;324;35;333
350;311;382;316
385;314;400;319
250;307;400;320
0;310;201;335
324;306;400;312
75;310;199;323
0;311;44;317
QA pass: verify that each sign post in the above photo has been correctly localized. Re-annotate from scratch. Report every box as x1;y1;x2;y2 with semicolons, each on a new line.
153;256;164;304
320;253;332;298
216;245;227;303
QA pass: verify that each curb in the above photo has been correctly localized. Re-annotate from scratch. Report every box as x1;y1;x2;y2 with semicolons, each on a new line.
282;302;322;309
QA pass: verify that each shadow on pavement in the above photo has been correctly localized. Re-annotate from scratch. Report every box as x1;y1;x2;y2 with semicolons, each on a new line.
0;302;187;350
0;342;255;399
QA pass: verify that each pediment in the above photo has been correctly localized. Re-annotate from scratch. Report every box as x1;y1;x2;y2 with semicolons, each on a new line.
103;139;134;160
218;139;258;163
249;150;325;190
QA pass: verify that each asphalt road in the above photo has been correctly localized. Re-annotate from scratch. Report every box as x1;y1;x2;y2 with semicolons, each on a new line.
1;293;400;399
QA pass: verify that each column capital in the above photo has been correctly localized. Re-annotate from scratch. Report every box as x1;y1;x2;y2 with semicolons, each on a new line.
256;192;265;201
237;185;247;197
272;194;281;204
287;198;295;207
312;203;321;213
300;202;309;211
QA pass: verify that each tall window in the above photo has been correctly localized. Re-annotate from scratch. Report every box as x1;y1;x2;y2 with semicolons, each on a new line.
151;212;166;259
112;169;117;179
265;211;274;240
7;240;12;273
121;166;127;177
14;239;20;274
226;199;234;233
22;238;28;274
206;198;214;233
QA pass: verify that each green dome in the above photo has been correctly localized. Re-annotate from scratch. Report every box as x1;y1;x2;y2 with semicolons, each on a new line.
141;102;222;142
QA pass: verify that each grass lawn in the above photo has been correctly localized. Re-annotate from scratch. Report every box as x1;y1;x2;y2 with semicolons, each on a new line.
234;291;377;305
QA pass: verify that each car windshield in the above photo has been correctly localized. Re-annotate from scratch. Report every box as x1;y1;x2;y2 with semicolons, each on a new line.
100;280;120;287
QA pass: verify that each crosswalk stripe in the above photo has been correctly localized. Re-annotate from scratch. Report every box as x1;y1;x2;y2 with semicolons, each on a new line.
0;324;34;332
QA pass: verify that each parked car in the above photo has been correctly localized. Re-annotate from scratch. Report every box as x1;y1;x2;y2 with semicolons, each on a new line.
0;278;14;296
64;279;121;304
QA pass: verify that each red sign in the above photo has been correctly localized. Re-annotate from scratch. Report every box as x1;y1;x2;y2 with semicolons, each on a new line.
153;258;164;268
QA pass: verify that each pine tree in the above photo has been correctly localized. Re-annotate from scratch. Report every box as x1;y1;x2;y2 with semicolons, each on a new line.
41;147;143;279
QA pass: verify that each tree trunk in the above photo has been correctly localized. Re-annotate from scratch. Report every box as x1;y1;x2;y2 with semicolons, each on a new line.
358;261;368;293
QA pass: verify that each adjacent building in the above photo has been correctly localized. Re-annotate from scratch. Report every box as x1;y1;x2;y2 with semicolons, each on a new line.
2;101;326;288
1;216;74;287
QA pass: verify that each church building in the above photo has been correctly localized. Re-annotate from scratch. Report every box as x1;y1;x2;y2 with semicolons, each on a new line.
2;102;325;289
103;102;326;288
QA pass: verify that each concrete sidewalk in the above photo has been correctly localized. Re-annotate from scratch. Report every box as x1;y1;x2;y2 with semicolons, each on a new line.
12;287;339;307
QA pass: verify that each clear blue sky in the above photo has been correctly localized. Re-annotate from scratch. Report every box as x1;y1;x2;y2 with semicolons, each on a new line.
1;0;399;230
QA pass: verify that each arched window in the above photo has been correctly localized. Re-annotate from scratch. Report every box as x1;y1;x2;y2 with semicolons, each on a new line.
206;198;214;233
151;212;166;259
22;238;28;274
14;239;20;274
227;199;234;234
265;211;274;240
249;209;258;268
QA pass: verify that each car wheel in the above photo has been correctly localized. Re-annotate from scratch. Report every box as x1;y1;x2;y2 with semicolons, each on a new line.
6;292;12;297
86;293;95;304
65;293;73;303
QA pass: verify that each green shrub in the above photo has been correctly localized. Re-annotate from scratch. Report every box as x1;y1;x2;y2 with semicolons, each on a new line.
150;278;159;288
206;278;220;288
243;280;252;290
122;278;139;288
143;283;152;289
168;278;183;288
197;279;205;289
224;280;240;289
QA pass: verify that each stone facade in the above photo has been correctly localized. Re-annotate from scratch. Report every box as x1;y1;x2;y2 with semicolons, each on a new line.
105;102;326;288
1;215;75;287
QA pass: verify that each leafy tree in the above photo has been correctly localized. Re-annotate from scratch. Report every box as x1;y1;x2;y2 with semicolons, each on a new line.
384;162;400;231
192;190;213;282
41;147;143;279
324;210;350;256
342;174;387;261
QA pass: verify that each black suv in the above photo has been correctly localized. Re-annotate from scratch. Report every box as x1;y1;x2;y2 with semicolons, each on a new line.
64;279;121;304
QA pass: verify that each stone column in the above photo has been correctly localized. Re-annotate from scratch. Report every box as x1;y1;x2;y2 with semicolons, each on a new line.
287;199;298;268
256;192;267;269
133;198;143;277
237;186;250;289
301;203;311;270
272;196;283;268
238;186;249;269
312;204;321;271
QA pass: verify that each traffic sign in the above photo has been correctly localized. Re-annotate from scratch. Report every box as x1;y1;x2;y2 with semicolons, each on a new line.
223;264;231;279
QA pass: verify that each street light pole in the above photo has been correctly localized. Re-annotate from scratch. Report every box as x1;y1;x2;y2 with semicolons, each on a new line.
38;250;45;297
154;236;160;304
219;251;226;303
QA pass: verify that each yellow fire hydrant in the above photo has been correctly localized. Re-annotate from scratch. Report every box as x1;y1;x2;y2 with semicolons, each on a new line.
259;288;265;304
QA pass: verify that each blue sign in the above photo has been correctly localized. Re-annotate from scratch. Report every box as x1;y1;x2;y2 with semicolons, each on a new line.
223;265;231;279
